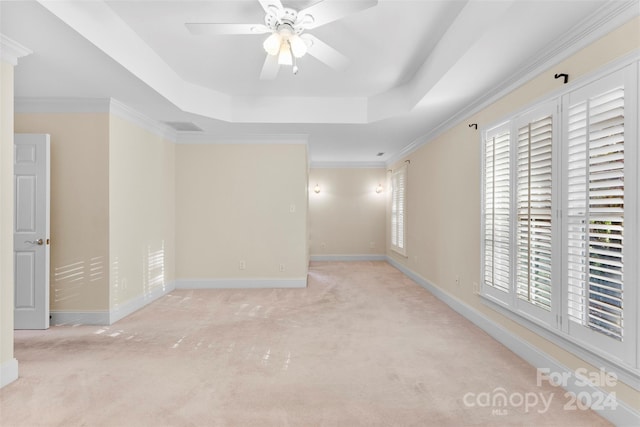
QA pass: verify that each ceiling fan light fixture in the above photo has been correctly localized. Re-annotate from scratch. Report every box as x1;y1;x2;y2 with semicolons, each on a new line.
263;32;281;56
186;0;364;79
278;42;293;65
289;34;307;58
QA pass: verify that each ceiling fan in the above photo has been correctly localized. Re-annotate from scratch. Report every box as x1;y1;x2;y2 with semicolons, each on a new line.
185;0;378;80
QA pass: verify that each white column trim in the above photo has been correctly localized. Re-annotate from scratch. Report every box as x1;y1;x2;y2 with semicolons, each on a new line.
50;311;111;326
109;280;176;324
0;358;18;389
0;34;32;66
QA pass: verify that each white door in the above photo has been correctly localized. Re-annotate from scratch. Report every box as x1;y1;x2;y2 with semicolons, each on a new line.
14;134;50;330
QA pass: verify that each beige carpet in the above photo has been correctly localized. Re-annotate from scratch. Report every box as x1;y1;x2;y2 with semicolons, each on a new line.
1;261;610;426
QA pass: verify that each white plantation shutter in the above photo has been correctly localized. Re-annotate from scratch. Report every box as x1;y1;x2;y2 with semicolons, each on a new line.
481;62;637;369
516;116;554;311
483;127;511;294
391;165;407;255
566;85;626;342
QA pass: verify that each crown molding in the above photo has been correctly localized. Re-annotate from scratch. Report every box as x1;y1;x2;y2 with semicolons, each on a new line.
480;50;640;134
385;138;423;168
176;133;309;145
14;97;176;141
453;0;640;128
109;98;176;142
35;0;365;125
386;0;640;167
0;34;32;66
310;161;386;169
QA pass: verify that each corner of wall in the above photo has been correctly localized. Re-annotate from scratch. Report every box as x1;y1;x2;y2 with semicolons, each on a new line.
0;60;16;387
0;357;18;388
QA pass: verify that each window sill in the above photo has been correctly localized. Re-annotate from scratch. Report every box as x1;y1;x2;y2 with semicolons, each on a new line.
480;292;640;391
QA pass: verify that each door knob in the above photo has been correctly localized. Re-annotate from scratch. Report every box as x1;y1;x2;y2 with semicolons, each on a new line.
25;239;44;245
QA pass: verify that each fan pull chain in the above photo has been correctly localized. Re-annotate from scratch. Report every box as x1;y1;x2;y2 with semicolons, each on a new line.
289;40;299;75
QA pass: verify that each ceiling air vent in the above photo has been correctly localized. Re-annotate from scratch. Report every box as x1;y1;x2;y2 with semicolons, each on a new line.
164;121;203;132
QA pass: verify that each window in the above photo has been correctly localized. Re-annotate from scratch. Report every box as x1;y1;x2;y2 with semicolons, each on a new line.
483;124;511;296
513;104;558;326
516;115;554;312
562;68;636;360
391;164;407;255
481;64;638;369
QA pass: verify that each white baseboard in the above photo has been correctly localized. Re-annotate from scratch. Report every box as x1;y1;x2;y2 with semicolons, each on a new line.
51;310;110;326
387;257;640;427
310;254;387;262
0;358;18;389
51;281;177;326
51;276;307;324
176;277;307;289
109;280;176;324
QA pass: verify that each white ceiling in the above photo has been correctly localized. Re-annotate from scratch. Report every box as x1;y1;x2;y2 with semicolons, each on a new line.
1;0;638;165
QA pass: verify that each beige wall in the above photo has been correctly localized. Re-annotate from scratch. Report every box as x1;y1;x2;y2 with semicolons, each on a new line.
15;111;310;313
309;168;386;256
387;17;640;410
14;112;177;315
15;113;110;313
176;143;308;280
0;61;15;371
109;115;175;308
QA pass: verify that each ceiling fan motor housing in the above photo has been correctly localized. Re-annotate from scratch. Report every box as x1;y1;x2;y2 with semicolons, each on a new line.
265;7;305;34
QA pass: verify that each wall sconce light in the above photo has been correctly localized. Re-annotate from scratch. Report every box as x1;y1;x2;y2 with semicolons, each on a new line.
314;184;321;194
375;184;383;193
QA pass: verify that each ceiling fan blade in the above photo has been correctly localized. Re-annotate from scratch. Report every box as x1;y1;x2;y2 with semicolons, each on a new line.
258;0;284;14
297;0;377;29
260;54;280;80
185;23;269;36
301;34;348;71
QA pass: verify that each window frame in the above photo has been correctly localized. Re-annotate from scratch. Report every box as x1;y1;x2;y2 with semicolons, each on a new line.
480;58;639;383
481;121;512;306
390;164;408;256
511;102;561;329
560;65;639;367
